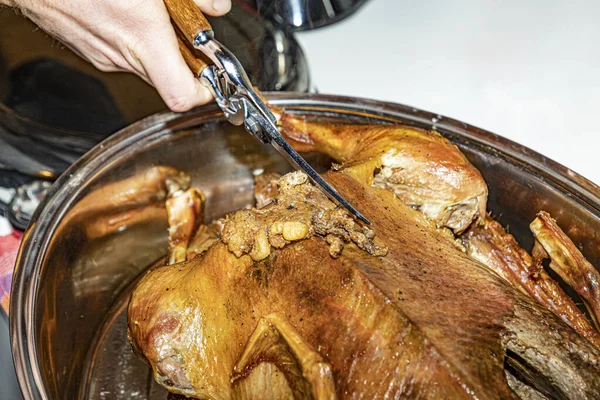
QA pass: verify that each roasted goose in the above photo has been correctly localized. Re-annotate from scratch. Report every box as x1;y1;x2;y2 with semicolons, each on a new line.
127;114;600;399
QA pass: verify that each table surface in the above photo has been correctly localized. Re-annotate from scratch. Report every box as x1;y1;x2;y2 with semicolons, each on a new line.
296;0;600;185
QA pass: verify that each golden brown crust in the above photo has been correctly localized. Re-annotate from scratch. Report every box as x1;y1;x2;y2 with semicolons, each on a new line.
128;171;600;399
166;189;204;264
531;211;600;328
463;216;600;348
129;118;600;399
280;114;488;234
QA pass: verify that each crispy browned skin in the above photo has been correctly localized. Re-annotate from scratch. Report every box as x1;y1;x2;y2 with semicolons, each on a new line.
78;166;190;217
281;115;600;354
166;189;205;264
463;216;600;348
280;114;488;234
531;211;600;328
128;120;600;399
129;172;512;399
69;166;190;239
129;172;600;399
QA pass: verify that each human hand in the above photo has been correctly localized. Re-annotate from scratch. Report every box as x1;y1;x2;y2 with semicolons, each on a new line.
3;0;231;112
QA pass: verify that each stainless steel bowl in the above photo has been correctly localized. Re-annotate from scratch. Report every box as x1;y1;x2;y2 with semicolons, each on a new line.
11;93;600;399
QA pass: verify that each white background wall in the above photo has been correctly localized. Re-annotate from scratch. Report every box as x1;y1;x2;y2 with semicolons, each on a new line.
296;0;600;184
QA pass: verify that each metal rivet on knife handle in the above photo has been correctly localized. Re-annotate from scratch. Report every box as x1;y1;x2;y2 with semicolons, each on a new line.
175;29;210;77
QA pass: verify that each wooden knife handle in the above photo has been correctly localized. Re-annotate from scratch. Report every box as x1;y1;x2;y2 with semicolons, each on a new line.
164;0;213;76
164;0;213;45
176;28;210;76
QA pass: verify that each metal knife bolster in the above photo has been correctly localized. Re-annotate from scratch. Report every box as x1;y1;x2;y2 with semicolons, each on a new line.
193;31;274;131
191;30;371;225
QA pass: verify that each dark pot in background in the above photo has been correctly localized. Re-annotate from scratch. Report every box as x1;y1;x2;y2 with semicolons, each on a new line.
249;0;369;31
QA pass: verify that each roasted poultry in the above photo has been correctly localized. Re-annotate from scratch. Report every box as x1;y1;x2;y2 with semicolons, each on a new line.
127;114;600;399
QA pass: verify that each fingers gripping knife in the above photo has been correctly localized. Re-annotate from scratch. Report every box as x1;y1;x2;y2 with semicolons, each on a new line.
163;0;371;225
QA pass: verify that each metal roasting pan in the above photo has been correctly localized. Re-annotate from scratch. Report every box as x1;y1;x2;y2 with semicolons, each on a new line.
10;93;600;399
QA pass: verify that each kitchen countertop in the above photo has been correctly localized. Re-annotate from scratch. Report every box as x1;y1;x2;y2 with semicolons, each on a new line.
296;0;600;185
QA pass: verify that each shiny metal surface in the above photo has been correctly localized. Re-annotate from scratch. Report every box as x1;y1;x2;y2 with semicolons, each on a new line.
251;0;369;31
11;93;600;399
200;65;248;126
194;31;368;222
194;31;270;127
